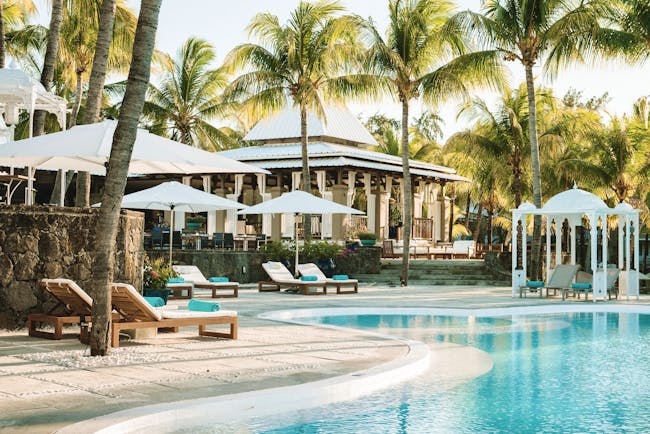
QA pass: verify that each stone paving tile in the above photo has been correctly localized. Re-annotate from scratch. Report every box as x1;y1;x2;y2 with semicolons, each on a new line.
0;375;76;396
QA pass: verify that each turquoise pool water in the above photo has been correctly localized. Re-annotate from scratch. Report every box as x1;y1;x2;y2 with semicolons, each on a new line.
250;313;650;433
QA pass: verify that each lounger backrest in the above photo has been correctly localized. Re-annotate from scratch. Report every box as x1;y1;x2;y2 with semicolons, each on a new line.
606;268;620;289
262;262;295;281
547;264;579;288
41;278;93;315
111;283;162;322
296;263;326;280
172;265;207;282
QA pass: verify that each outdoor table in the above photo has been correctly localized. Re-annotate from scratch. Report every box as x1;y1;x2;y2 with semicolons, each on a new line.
234;235;256;251
181;233;208;250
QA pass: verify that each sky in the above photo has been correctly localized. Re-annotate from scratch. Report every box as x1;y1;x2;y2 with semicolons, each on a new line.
35;0;650;140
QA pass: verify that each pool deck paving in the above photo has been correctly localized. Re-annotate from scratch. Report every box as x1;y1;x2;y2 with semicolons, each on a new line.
1;283;648;433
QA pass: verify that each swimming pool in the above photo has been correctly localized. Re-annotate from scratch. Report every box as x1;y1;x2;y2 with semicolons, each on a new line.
250;312;650;433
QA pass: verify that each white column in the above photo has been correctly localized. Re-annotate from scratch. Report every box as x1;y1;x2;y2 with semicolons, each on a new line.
26;90;35;205
202;175;216;235
384;176;393;239
602;215;608;267
589;213;603;301
633;214;640;300
569;216;579;265
345;170;356;229
175;176;192;230
282;173;301;237
226;174;244;235
363;173;375;232
316;171;332;238
257;173;272;236
545;217;551;279
522;215;527;278
618;217;625;269
555;217;562;268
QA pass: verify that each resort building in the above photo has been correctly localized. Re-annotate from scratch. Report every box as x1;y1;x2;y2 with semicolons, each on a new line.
211;105;467;242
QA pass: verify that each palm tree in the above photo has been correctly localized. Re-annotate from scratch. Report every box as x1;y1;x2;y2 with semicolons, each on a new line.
368;113;442;162
75;0;118;207
143;37;236;151
33;0;64;136
90;0;161;356
362;0;504;285
59;0;136;127
457;0;605;279
225;0;364;240
0;0;36;67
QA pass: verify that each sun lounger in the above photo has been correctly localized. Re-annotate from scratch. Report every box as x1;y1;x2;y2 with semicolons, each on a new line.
259;262;327;295
519;264;579;299
110;283;237;348
296;263;358;294
172;265;239;298
571;268;620;301
28;278;93;341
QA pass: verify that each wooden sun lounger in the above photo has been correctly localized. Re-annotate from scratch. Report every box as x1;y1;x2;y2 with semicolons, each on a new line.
296;263;358;294
28;278;93;342
172;265;239;298
110;283;237;348
260;262;327;295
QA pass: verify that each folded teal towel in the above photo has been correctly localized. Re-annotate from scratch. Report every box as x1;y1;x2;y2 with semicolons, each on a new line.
572;282;592;290
208;277;229;282
143;296;165;307
526;280;544;288
300;275;318;281
332;274;349;280
188;299;220;312
168;277;185;283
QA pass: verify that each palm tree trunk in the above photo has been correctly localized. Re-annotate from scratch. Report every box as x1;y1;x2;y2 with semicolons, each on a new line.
89;0;161;356
448;187;454;241
70;71;84;128
0;1;5;69
75;0;117;208
34;0;64;137
400;98;411;286
524;63;543;280
473;201;483;243
512;147;522;208
487;199;493;247
464;192;471;230
300;100;312;241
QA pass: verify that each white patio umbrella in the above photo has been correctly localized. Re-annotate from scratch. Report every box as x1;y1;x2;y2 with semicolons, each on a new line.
238;190;364;275
95;181;247;264
0;120;268;204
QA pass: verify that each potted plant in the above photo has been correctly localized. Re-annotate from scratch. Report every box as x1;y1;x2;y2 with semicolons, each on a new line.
357;231;377;246
142;256;178;303
185;215;205;230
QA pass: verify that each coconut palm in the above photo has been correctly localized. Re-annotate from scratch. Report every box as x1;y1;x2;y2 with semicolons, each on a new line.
456;0;605;279
369;113;442;162
225;0;365;240
90;0;161;356
143;37;237;151
361;0;505;285
0;0;36;67
59;0;136;127
33;0;63;137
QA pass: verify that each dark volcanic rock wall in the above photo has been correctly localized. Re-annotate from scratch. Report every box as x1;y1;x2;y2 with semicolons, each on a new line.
0;205;144;329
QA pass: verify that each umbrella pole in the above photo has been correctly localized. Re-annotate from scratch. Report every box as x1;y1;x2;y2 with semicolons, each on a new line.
294;213;299;278
169;205;174;267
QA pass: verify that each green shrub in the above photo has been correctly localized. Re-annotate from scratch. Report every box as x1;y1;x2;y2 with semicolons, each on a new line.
143;255;178;289
356;231;377;240
302;241;344;262
259;241;294;262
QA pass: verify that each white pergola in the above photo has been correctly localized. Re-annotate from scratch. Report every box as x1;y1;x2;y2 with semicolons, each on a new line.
0;65;67;204
512;187;641;301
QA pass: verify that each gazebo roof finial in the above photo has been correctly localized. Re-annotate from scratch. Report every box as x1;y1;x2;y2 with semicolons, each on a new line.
572;181;578;189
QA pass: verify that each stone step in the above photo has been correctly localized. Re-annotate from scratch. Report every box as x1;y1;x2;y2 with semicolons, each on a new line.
354;276;509;286
381;260;486;267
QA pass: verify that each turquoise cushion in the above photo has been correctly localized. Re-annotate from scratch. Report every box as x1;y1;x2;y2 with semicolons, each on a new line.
300;275;318;281
332;275;349;280
208;277;229;282
572;282;592;290
526;281;544;288
188;299;220;312
168;277;185;283
143;296;165;307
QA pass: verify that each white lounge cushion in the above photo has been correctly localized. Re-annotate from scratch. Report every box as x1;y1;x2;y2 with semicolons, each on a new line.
160;308;237;319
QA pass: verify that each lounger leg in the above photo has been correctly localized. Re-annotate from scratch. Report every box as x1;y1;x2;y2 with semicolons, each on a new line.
111;324;121;348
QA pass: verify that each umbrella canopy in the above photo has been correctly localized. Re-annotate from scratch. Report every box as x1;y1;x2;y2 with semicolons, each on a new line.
0;120;268;175
239;190;363;215
117;181;245;213
100;181;247;265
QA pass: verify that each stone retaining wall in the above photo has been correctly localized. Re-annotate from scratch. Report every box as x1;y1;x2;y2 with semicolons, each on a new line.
0;206;144;329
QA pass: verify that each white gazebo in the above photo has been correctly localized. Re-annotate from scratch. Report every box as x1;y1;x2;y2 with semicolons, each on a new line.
0;64;67;204
512;186;641;301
